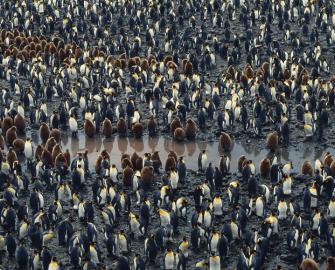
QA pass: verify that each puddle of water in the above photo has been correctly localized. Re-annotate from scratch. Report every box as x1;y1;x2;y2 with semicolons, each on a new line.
27;133;331;172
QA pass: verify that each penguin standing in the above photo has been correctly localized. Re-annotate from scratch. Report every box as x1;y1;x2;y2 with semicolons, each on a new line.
209;254;220;270
177;157;187;184
255;196;265;218
164;248;176;270
15;245;29;269
145;234;158;263
110;164;119;184
69;115;78;137
48;256;59;270
198;150;208;172
277;199;288;220
24;137;33;162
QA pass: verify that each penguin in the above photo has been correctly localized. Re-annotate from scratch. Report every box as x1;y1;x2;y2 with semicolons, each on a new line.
18;219;29;240
69;115;78;137
165;248;175;270
228;180;240;205
265;212;279;236
270;161;281;185
147;115;157;136
174;127;185;142
84;119;96;138
219;155;230;177
15;245;29;269
170;117;182;135
266;132;278;152
185;119;197;140
260;158;271;178
220;132;233;152
117;256;131;270
117;118;128;137
211;193;223;217
132;122;144;138
45;137;57;153
165;156;177;173
209;254;220;270
14;113;26;134
2;116;14;136
30;250;41;270
304;123;314;139
282;161;293;176
302;161;313;176
255;196;265;218
48;256;59;270
141;166;154;187
24;138;33;161
327;257;335;270
110;164;119;184
13;138;25;154
277;199;288;220
102;118;113;138
6;234;16;257
117;230;129;254
158;208;171;227
169;168;179;191
49;129;61;143
311;209;321;231
39;245;52;270
70;243;83;269
300;259;319;270
39;123;50;143
247;175;258;197
198;150;208;172
177;156;187;184
328;198;335;219
123;166;134;186
5;126;17;146
230;218;241;240
145;234;158;263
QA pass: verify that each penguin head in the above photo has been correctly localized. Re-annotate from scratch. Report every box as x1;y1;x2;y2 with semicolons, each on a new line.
50;256;58;264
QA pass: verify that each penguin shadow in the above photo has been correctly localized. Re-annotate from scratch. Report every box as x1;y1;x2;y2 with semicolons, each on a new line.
117;137;128;153
197;141;208;153
302;145;312;160
70;136;79;153
60;133;69;147
240;139;253;155
217;143;233;158
314;144;328;159
129;137;144;153
95;136;102;152
171;140;185;157
265;149;281;163
102;137;114;154
279;147;290;162
148;136;159;151
253;144;261;158
30;131;40;145
163;137;172;153
85;137;96;154
185;140;196;157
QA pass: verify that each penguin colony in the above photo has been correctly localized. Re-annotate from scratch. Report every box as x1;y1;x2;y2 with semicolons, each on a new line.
1;0;335;269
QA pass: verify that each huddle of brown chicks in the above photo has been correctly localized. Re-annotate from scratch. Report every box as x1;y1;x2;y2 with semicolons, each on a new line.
298;257;334;270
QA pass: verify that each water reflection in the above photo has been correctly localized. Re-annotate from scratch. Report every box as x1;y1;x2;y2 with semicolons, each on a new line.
28;133;331;172
70;136;79;153
117;137;128;153
186;141;196;156
102;138;114;153
148;137;159;150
